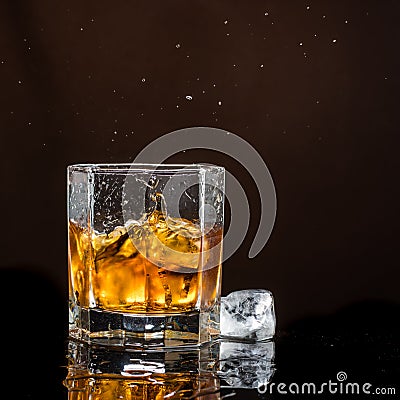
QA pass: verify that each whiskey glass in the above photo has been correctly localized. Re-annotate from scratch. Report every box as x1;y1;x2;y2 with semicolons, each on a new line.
68;163;224;348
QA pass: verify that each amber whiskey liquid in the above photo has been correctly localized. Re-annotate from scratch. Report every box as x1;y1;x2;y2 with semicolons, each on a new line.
69;203;222;345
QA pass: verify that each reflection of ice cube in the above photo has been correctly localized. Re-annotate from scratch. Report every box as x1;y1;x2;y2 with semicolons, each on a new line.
220;289;275;340
218;340;275;390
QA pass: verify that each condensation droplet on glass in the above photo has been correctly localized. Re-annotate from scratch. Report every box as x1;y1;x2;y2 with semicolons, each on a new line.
175;43;181;49
185;95;193;101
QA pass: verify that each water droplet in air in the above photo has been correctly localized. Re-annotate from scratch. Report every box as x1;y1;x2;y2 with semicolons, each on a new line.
345;20;348;24
80;27;84;31
264;12;269;16
141;78;146;82
185;95;193;100
306;6;310;10
224;20;228;24
332;39;337;43
299;42;303;46
260;64;264;68
175;43;181;48
218;101;222;106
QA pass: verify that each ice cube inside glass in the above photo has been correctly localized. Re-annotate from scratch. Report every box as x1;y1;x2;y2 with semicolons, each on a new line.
68;164;224;348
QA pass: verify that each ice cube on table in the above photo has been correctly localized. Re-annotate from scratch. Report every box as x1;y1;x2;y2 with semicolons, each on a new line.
218;340;275;390
220;289;275;340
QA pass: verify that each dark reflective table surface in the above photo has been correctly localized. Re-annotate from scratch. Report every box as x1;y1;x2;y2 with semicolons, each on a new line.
1;294;399;399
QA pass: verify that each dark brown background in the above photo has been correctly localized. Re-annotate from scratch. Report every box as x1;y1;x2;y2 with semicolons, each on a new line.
1;0;399;333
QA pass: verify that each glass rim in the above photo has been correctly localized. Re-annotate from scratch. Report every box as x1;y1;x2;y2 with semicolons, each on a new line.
67;163;225;174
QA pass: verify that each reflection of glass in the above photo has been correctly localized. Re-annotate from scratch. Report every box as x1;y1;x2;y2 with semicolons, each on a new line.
63;339;275;399
68;164;224;347
63;340;221;399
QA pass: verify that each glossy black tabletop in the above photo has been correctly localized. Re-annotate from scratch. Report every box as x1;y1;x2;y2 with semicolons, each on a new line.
2;299;399;399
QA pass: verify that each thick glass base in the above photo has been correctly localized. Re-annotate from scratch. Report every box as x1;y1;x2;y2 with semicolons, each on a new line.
69;305;220;349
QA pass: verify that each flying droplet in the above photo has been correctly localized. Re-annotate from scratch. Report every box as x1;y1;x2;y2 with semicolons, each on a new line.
185;95;193;100
332;39;337;43
141;78;146;82
175;43;181;48
218;101;222;106
264;12;269;16
299;42;303;46
260;64;264;68
306;6;310;10
224;20;228;24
